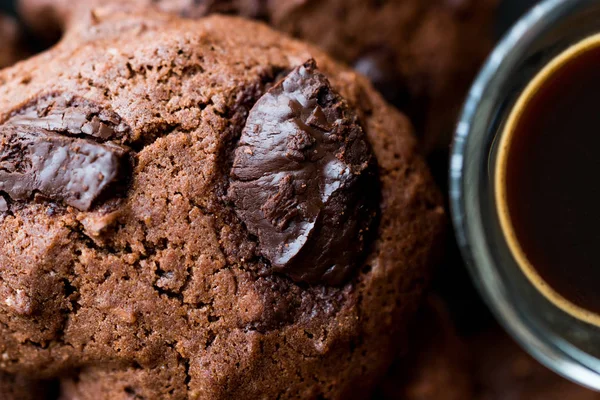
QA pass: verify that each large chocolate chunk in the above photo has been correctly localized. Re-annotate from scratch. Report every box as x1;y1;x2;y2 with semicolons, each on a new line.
8;94;130;142
0;95;131;211
229;59;379;285
0;124;127;211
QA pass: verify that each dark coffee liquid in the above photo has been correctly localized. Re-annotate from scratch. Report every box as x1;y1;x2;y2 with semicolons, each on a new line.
502;42;600;317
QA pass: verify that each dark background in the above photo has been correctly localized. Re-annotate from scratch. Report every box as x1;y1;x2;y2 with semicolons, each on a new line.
0;0;16;16
496;0;542;38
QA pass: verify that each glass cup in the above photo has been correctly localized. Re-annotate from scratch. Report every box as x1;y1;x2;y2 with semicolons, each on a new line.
450;0;600;390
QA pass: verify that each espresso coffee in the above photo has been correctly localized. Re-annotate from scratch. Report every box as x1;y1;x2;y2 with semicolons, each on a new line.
496;35;600;325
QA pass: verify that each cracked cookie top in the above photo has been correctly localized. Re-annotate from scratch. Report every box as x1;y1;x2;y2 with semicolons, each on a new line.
0;9;444;400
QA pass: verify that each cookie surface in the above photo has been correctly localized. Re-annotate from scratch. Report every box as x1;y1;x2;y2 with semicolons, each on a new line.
0;8;443;400
18;0;497;154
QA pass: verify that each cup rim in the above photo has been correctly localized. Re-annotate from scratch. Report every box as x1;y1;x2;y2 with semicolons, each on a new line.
449;0;600;390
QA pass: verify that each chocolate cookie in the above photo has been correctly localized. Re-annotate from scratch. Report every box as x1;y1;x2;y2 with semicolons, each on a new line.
0;6;443;399
18;0;497;154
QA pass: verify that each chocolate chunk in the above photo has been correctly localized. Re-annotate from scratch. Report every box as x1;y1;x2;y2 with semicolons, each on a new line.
0;94;131;210
0;124;128;211
229;59;379;285
8;94;130;143
354;48;411;111
0;195;7;212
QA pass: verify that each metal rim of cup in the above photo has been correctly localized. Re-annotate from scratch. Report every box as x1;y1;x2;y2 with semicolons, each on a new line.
450;0;600;390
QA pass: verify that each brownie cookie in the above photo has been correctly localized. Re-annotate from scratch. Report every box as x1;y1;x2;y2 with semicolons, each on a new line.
0;6;444;400
374;295;473;400
18;0;497;154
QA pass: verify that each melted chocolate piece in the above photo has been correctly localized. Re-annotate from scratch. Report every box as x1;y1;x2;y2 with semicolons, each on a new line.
0;94;131;211
0;125;127;211
229;59;379;285
8;94;130;143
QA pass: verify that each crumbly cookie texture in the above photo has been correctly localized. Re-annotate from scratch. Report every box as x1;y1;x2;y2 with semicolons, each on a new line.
18;0;497;154
0;8;443;399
